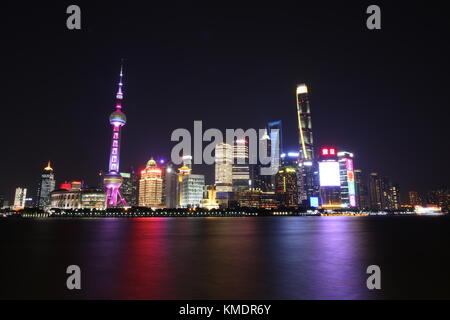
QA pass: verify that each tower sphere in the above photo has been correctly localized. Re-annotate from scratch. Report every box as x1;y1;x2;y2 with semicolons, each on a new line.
109;110;127;125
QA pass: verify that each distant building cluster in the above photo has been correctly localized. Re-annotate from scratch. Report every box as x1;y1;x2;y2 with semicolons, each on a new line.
1;70;448;214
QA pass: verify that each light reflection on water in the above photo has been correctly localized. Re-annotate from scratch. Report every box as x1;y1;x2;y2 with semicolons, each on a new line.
1;216;449;299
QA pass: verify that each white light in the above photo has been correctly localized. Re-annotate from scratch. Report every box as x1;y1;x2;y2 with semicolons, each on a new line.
297;84;308;94
303;161;313;166
287;152;299;157
319;161;341;187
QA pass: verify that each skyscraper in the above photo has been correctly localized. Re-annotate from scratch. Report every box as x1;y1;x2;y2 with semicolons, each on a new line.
296;84;317;204
337;151;357;208
275;152;299;207
13;187;27;210
232;138;250;191
368;173;400;211
181;174;205;208
164;162;179;208
354;169;369;210
296;84;314;161
318;147;341;209
215;143;233;192
104;63;127;207
368;173;382;211
36;161;56;210
139;159;164;208
120;167;138;206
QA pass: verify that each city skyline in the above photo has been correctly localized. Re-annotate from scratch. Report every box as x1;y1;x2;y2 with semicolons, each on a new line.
1;3;449;201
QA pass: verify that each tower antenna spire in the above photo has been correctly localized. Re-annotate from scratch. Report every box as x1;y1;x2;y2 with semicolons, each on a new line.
104;61;128;208
116;59;124;107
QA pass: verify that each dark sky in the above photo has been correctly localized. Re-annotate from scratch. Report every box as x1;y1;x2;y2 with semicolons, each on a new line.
1;1;449;202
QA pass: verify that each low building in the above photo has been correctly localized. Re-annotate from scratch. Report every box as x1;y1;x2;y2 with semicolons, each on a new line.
50;181;105;210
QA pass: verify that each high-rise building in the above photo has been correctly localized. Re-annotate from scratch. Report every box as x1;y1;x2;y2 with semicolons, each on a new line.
13;187;27;210
318;147;341;209
0;194;4;208
177;158;192;208
164;162;179;208
120;168;138;206
254;129;274;192
36;161;56;210
104;63;127;207
426;189;449;211
181;174;205;208
354;169;369;210
232;138;250;191
267;120;283;187
337;151;357;208
275;152;299;207
139;159;164;208
296;84;317;205
408;191;422;206
215;143;233;193
296;84;314;161
368;173;400;211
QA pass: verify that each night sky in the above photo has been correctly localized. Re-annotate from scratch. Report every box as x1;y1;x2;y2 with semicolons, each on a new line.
1;2;449;202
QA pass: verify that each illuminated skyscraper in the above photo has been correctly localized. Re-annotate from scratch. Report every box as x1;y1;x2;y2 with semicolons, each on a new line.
275;152;299;207
215;143;233;192
368;173;400;211
318;147;341;209
139;159;164;208
177;155;192;207
120;167;138;206
13;187;27;210
337;151;357;208
296;84;314;161
36;161;56;210
181;174;205;208
296;84;317;204
232;138;250;191
104;63;127;207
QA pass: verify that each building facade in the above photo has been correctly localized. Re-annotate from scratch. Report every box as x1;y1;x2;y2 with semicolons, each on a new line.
36;161;56;210
13;187;27;209
139;159;164;208
181;174;205;208
232;139;250;191
215;143;233;192
337;151;357;208
275;152;299;207
50;182;106;210
296;84;317;205
354;169;369;210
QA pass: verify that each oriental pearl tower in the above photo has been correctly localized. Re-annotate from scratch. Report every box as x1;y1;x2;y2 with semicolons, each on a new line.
104;63;127;207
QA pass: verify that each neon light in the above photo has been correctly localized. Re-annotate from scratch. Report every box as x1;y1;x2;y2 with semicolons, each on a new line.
322;148;329;155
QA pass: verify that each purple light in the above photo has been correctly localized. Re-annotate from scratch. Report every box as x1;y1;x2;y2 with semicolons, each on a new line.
160;159;165;164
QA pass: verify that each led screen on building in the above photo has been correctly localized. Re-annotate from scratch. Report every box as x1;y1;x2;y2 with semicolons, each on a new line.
310;197;319;208
319;161;341;187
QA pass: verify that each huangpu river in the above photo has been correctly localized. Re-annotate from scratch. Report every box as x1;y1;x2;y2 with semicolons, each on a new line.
1;216;450;299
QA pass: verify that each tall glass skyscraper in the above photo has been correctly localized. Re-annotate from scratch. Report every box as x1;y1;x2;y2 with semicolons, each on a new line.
215;143;233;192
36;161;56;210
296;84;314;161
296;84;317;204
232;138;250;191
